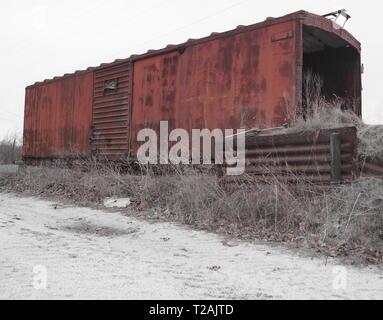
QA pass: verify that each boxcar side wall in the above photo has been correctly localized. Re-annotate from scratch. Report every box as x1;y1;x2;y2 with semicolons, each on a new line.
130;20;298;155
22;11;364;162
23;72;94;159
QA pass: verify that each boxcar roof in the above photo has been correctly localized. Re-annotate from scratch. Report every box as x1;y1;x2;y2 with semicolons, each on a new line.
27;10;360;88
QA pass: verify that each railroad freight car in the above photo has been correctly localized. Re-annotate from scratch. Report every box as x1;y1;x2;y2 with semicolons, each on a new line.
23;10;362;163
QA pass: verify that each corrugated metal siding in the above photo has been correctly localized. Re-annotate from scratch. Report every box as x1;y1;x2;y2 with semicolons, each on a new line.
23;72;93;158
224;127;358;184
130;20;298;155
360;160;383;177
91;62;132;159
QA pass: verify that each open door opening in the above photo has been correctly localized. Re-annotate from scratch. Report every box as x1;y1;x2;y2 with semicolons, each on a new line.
302;25;362;117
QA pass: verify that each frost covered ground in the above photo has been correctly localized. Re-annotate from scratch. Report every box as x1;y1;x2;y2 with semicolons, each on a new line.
0;192;382;300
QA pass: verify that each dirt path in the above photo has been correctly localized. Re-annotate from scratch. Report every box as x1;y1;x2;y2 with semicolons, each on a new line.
0;192;382;300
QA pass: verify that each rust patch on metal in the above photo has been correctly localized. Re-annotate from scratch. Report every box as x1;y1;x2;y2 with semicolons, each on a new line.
23;73;93;158
130;20;297;154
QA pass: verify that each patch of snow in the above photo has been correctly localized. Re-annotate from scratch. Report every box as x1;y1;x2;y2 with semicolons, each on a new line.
0;165;19;174
0;193;382;300
103;197;131;208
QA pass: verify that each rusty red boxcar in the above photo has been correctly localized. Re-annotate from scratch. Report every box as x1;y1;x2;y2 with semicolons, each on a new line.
23;10;362;163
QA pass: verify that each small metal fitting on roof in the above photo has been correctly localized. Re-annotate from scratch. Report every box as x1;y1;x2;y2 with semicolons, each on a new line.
322;9;351;28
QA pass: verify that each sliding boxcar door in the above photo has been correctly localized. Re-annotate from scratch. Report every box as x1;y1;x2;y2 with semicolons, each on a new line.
92;62;132;159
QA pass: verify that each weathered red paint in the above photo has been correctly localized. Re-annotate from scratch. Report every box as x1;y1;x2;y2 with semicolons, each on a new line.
23;10;362;161
23;72;93;158
130;20;298;154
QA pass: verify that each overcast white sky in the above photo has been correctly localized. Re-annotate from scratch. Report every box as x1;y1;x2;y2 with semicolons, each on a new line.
1;0;382;139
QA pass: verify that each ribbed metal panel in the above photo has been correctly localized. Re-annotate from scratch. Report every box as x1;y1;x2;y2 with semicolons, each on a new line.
91;62;131;159
224;127;358;184
361;160;383;177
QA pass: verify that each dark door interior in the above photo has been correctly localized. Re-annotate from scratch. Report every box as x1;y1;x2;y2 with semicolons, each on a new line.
302;25;362;116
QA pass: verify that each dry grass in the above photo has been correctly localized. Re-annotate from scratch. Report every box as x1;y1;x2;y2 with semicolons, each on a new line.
285;71;383;162
358;125;383;162
1;161;382;265
0;135;22;164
